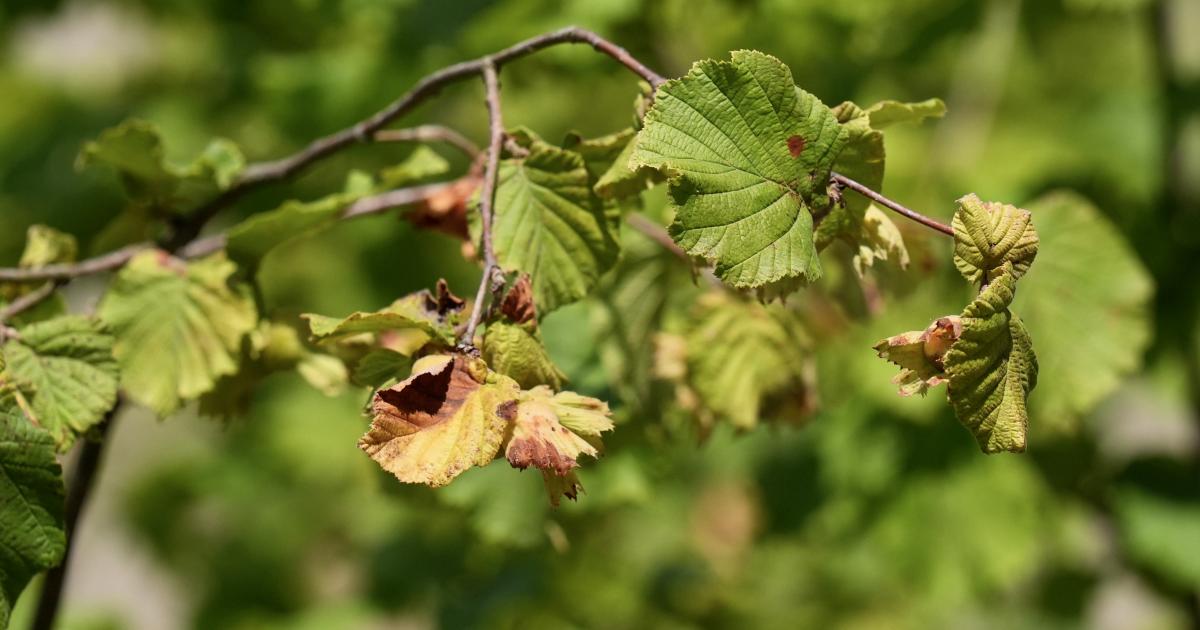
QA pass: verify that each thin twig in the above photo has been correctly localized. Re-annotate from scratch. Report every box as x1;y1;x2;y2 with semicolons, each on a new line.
170;27;664;246
627;213;686;260
373;124;480;158
0;281;59;322
461;61;505;349
831;172;955;237
0;244;152;283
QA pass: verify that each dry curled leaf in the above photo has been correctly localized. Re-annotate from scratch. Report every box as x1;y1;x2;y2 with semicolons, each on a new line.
874;316;962;396
504;386;614;506
498;275;537;324
405;174;480;240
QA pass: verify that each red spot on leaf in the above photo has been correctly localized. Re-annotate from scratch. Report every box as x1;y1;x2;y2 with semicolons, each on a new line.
787;135;806;158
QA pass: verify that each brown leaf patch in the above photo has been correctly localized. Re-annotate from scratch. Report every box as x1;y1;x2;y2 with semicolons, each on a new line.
405;175;480;240
498;275;537;324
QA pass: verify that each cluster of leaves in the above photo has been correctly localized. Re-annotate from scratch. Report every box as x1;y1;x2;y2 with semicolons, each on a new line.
0;41;1163;629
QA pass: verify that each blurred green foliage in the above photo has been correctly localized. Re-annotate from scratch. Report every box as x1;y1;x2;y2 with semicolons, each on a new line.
2;0;1198;628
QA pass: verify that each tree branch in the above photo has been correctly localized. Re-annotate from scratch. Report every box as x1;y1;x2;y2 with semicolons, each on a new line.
461;61;505;349
31;410;118;630
174;27;663;244
0;281;60;322
373;124;480;159
831;172;955;237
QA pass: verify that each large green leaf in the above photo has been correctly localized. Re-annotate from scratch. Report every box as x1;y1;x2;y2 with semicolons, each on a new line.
1;316;118;449
488;137;619;313
98;251;258;415
225;194;356;272
360;354;520;487
1012;191;1153;428
632;50;848;290
944;267;1038;453
0;404;65;629
952;194;1039;285
77;119;244;216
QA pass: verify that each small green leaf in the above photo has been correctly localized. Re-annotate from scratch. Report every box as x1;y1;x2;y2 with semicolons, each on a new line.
482;321;566;390
487;136;619;313
852;205;910;276
0;404;66;629
377;145;450;189
944;266;1038;453
563;128;660;200
1;316;118;450
225;173;376;272
952;194;1039;285
633;50;848;290
817;99;942;249
302;284;464;347
1012;191;1153;427
360;354;520;487
98;251;258;415
865;98;946;129
77;119;245;216
18;225;77;269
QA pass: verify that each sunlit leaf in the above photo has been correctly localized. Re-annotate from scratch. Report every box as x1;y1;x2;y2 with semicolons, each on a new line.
874;316;960;397
944;266;1038;453
852;205;910;276
98;251;257;415
633;50;848;291
1;316;118;449
486;134;619;313
505;386;614;506
303;282;465;347
952;194;1039;285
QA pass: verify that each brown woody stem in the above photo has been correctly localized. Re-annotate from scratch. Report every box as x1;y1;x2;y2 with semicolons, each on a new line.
461;60;505;349
831;172;955;237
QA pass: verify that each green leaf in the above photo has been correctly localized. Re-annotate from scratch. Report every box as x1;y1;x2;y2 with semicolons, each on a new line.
1;316;118;449
488;136;619;313
817;99;942;249
360;354;520;487
952;194;1039;285
632;50;848;290
225;173;376;271
302;284;464;348
563;128;660;200
377;145;450;189
482;321;566;390
852;205;910;276
0;405;65;629
77;119;245;216
1012;191;1153;427
943;267;1038;453
668;292;815;430
18;225;77;269
865;98;946;129
98;251;258;415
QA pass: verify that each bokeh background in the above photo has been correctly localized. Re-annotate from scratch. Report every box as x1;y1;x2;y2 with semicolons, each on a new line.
2;0;1199;628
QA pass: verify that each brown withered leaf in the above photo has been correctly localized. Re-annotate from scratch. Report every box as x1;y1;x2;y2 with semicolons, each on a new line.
504;386;614;505
424;278;466;317
405;174;480;240
498;275;537;324
360;354;519;487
